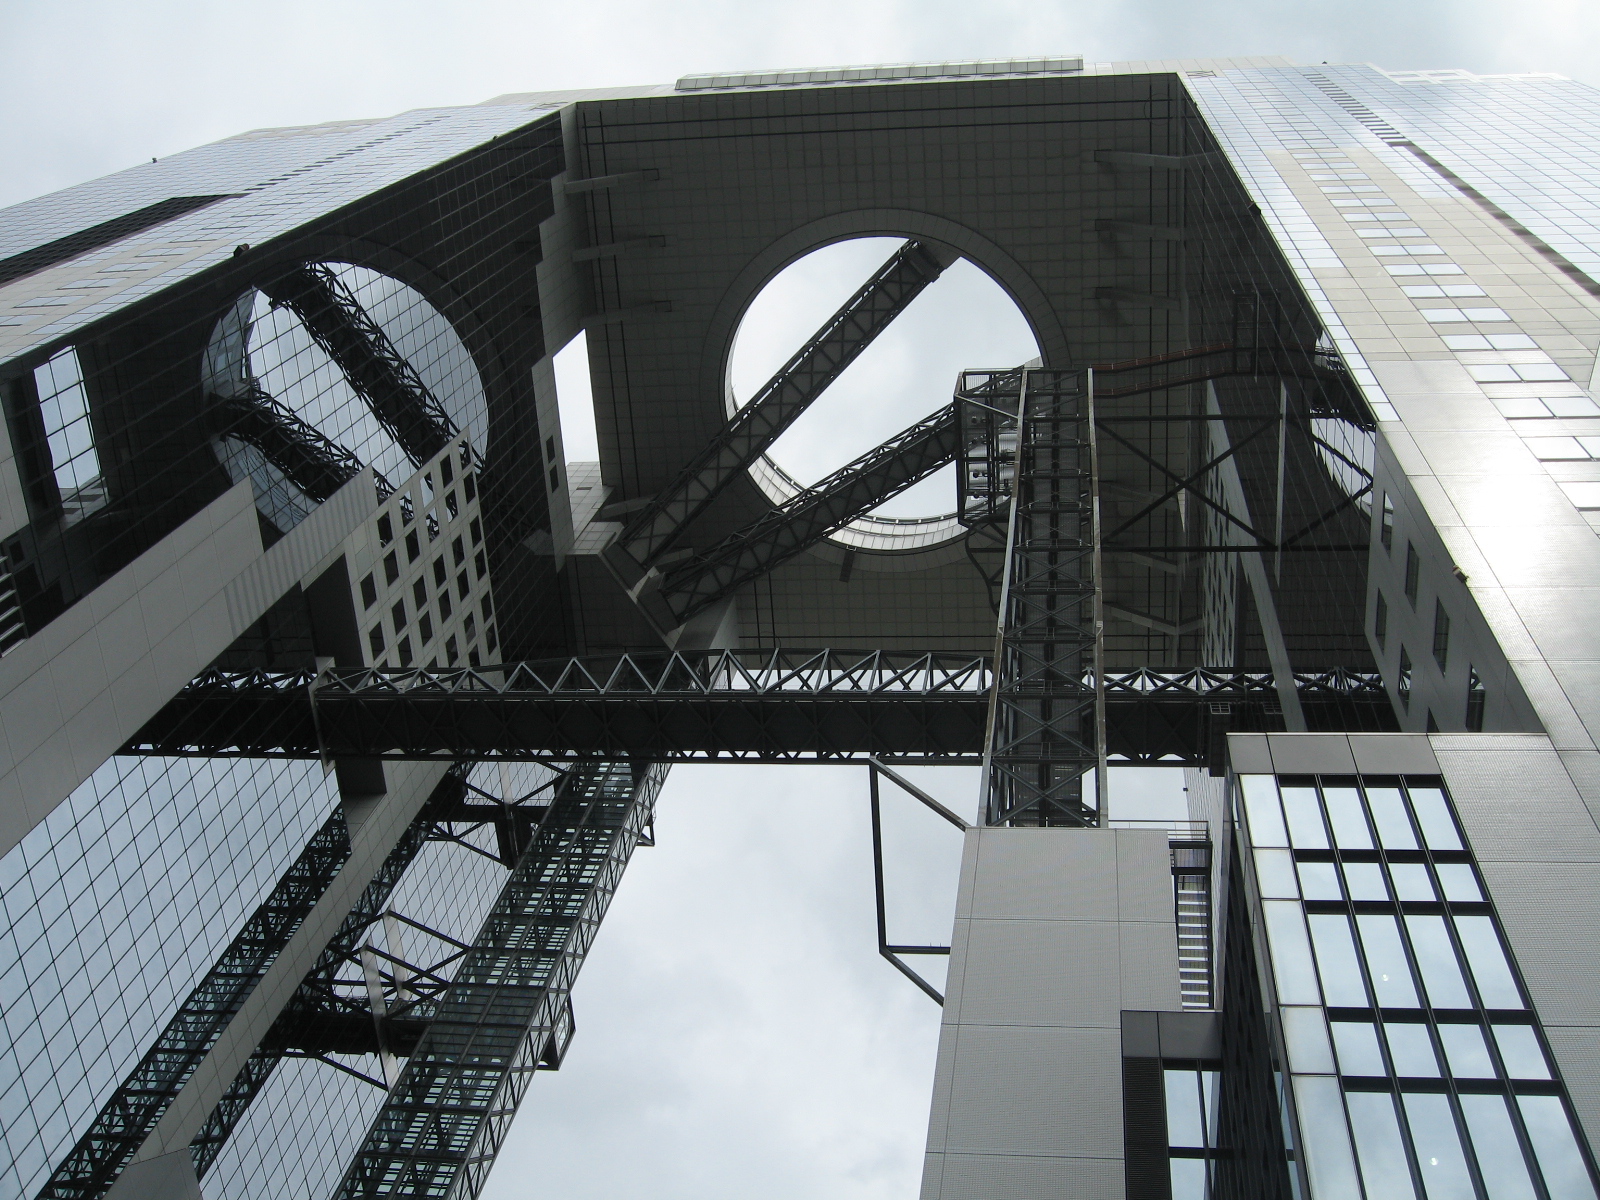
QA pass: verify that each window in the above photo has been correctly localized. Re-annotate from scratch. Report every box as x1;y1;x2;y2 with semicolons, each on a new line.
1375;592;1388;649
438;589;452;620
475;549;487;580
1467;667;1485;732
367;625;384;657
360;574;377;610
1432;601;1450;671
412;578;427;609
1398;648;1412;709
383;551;399;585
457;571;470;600
452;536;466;567
446;635;459;665
1380;493;1394;551
397;635;413;667
377;513;393;546
463;472;476;501
405;529;420;563
440;454;453;485
1404;543;1419;606
433;557;447;586
470;517;482;546
418;613;433;645
390;600;406;632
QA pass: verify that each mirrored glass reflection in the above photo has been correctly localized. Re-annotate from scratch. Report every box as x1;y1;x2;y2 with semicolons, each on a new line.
1403;1092;1477;1200
1365;786;1420;849
1241;775;1289;847
1310;913;1370;1006
1357;914;1420;1007
1298;860;1344;901
1406;785;1464;851
1434;863;1482;902
1459;1094;1539;1200
1405;915;1473;1008
1165;1069;1206;1147
1455;916;1524;1008
1517;1095;1599;1200
1283;1006;1336;1074
1389;862;1435;902
1255;848;1299;898
1282;787;1331;849
1437;1022;1496;1078
1384;1022;1440;1077
1346;1091;1418;1200
1344;861;1389;902
1332;1020;1388;1076
1170;1157;1208;1200
1324;785;1375;849
1494;1024;1551;1080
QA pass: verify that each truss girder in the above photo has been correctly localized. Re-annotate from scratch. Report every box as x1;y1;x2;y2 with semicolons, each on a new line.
609;239;951;572
331;760;667;1200
984;369;1103;827
123;654;1392;767
263;264;459;465
40;814;354;1200
654;402;961;621
221;384;392;501
189;770;469;1178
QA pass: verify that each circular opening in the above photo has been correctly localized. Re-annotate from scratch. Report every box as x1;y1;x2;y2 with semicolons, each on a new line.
204;263;486;534
729;237;1038;551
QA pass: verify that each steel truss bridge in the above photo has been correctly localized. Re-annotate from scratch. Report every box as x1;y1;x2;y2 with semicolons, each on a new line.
125;649;1393;768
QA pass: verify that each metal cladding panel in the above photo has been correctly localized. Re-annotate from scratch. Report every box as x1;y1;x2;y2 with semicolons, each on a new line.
927;1153;1126;1200
941;1024;1124;1156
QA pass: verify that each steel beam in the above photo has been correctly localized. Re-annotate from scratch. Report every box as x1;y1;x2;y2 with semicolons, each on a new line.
606;239;953;577
123;654;1392;766
220;384;392;501
330;760;667;1200
262;264;459;466
651;402;961;623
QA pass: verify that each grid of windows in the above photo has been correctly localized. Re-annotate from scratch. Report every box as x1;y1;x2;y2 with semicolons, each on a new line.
0;756;339;1200
1241;773;1598;1200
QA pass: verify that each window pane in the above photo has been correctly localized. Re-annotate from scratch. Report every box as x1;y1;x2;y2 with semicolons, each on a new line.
1345;861;1389;902
1284;1006;1336;1074
1385;1022;1440;1077
1166;1069;1205;1147
1332;1020;1387;1076
1266;901;1323;1005
1403;1092;1476;1200
1493;1025;1550;1080
1405;915;1473;1008
1347;1090;1419;1200
1438;1023;1496;1079
1435;863;1482;903
1171;1157;1209;1200
1294;1075;1364;1200
1366;786;1420;849
1282;787;1331;849
1241;775;1289;847
1299;860;1344;901
1255;848;1300;898
1459;1093;1538;1200
1311;913;1370;1007
1325;785;1375;849
1407;785;1464;850
1517;1095;1598;1200
1390;863;1435;902
1456;916;1524;1008
1357;915;1420;1007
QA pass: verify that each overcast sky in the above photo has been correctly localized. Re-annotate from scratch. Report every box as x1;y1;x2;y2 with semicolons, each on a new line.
5;2;1598;1197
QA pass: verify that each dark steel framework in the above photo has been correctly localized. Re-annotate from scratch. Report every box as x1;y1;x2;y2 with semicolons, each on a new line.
330;759;666;1200
604;239;953;583
124;653;1392;768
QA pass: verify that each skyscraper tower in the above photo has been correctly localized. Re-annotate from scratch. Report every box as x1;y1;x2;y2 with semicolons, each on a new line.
2;53;1599;1200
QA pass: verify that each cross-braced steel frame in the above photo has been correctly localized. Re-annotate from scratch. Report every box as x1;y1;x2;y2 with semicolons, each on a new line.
980;368;1107;826
330;759;666;1200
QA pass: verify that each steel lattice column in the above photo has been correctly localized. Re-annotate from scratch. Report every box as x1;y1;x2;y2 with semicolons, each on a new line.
331;760;667;1200
983;368;1105;827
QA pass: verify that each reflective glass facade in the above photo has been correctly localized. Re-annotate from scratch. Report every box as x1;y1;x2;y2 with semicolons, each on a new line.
1240;773;1596;1200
